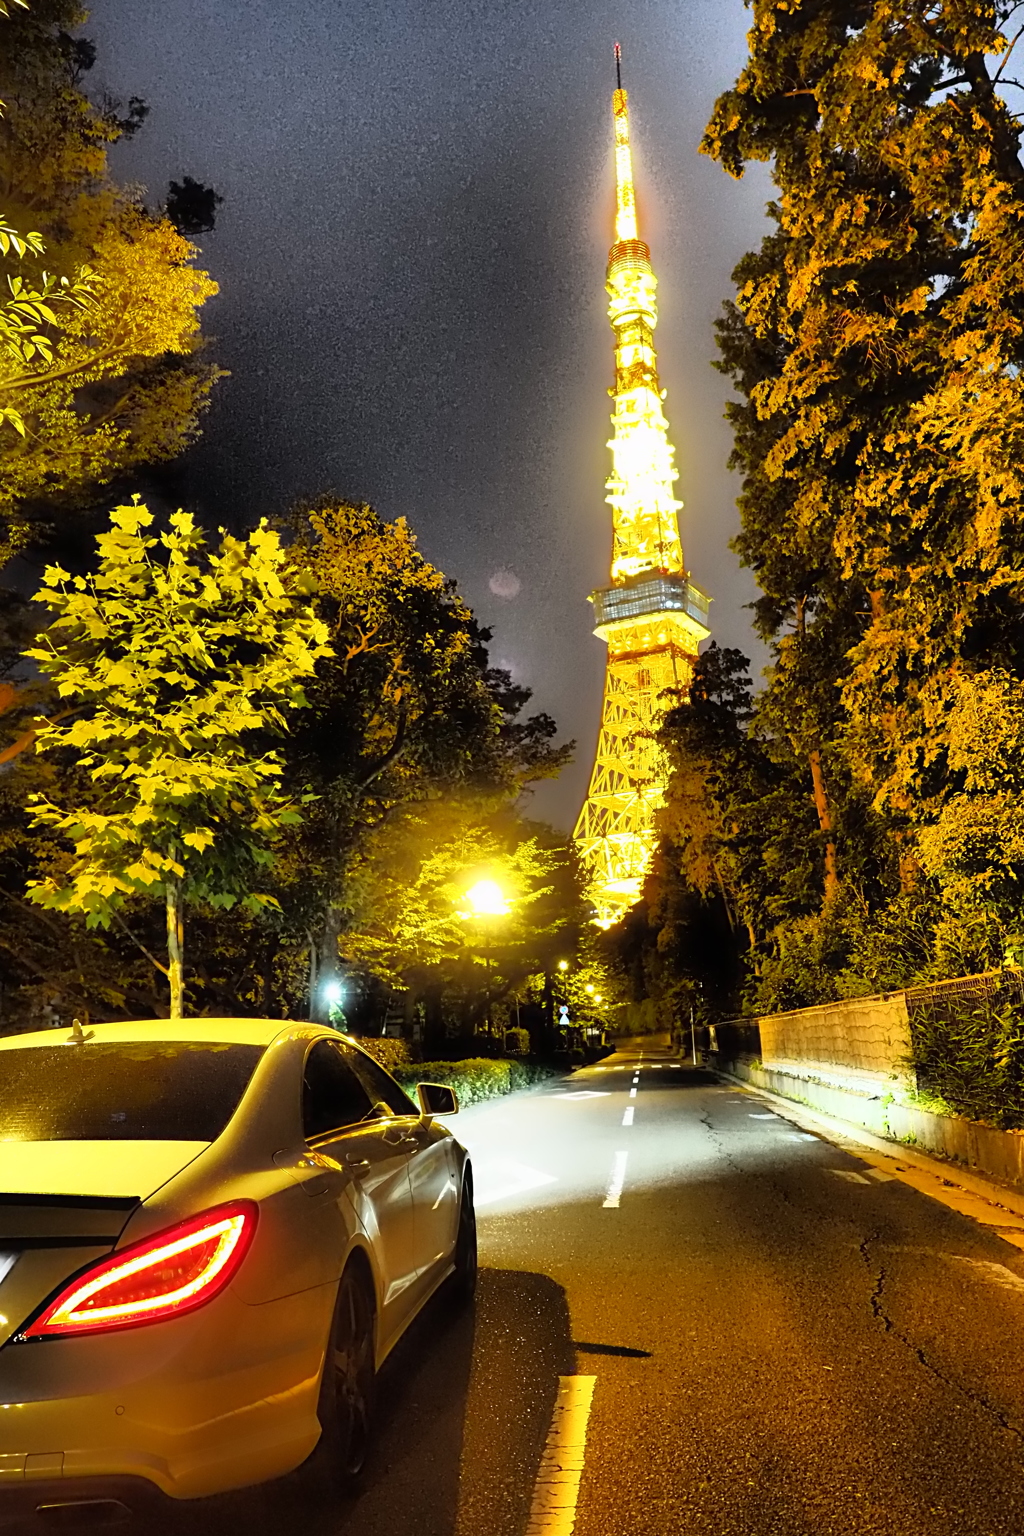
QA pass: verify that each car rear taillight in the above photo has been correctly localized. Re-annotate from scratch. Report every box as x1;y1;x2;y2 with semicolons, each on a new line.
18;1200;258;1340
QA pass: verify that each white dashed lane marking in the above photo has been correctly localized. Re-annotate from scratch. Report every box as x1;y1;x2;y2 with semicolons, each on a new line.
603;1150;629;1208
622;1106;634;1127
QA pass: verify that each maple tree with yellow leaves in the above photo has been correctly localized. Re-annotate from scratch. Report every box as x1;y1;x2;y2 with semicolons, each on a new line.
0;1;220;556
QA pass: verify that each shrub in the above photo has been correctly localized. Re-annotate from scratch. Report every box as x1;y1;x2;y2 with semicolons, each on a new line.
911;999;1024;1129
393;1056;558;1107
351;1036;411;1072
504;1026;530;1056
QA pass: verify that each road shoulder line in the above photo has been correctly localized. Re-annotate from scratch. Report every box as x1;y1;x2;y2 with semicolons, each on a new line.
525;1374;597;1536
720;1071;1024;1230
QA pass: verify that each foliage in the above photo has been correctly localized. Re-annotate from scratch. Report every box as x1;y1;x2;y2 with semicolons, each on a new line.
344;801;569;980
911;998;1024;1129
0;213;98;439
0;0;220;548
165;176;223;238
392;1056;556;1107
350;1036;411;1071
624;1;1024;1027
281;500;572;1020
23;500;330;1015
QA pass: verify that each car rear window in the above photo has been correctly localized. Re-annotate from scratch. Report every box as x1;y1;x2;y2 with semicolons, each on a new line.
0;1041;265;1142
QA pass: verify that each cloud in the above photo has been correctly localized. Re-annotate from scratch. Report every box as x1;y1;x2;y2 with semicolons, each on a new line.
488;567;522;600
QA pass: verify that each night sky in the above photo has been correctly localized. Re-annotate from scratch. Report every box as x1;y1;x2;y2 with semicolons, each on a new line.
87;0;771;829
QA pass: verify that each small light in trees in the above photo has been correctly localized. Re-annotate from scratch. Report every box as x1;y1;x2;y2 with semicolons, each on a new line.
322;979;344;1006
558;959;569;972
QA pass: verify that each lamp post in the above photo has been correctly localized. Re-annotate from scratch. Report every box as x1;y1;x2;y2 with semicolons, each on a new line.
461;879;510;1039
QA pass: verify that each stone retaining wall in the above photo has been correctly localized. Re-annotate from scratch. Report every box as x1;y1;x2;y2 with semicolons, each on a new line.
756;993;913;1095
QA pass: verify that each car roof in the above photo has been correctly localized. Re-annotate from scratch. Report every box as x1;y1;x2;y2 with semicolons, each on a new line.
0;1018;315;1052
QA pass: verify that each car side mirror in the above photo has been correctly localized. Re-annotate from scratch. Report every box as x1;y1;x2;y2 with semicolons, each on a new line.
417;1082;459;1117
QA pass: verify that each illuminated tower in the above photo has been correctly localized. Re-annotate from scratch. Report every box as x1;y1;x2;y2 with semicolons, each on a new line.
573;46;711;927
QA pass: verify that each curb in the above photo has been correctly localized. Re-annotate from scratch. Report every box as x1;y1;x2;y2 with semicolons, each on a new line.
718;1069;1024;1223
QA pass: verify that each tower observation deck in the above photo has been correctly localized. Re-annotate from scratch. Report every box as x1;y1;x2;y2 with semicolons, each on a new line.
573;47;711;927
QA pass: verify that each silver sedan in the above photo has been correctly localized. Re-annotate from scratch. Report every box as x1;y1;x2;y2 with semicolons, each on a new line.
0;1017;476;1526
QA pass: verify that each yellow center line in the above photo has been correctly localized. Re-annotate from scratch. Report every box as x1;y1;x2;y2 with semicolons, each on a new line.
525;1375;597;1536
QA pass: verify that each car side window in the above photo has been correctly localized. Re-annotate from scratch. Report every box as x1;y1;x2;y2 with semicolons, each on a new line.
346;1047;419;1118
303;1040;376;1142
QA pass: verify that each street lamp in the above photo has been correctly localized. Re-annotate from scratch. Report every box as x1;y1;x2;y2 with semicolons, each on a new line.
463;878;511;918
558;959;569;973
459;878;511;1037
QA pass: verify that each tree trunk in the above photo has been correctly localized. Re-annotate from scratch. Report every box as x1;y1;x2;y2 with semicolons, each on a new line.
423;982;445;1054
808;748;839;902
166;882;185;1019
306;931;319;1022
896;836;921;894
261;940;276;1016
312;906;342;1025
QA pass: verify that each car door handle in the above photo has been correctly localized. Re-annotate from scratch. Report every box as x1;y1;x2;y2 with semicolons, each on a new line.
382;1129;418;1149
345;1155;371;1169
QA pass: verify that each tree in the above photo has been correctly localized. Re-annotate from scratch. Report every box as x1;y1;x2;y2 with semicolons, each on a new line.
165;176;223;239
0;213;98;443
689;0;1024;997
340;800;573;1031
23;500;330;1017
0;1;220;546
282;501;572;1020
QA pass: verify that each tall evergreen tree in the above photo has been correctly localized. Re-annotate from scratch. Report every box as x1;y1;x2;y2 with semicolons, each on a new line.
702;0;1024;977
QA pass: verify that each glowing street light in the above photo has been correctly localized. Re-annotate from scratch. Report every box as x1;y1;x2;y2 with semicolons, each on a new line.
558;959;569;972
459;878;512;1039
463;878;511;918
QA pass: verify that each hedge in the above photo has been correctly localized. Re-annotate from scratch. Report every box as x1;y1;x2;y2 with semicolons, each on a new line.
350;1036;411;1072
911;999;1024;1129
393;1056;556;1108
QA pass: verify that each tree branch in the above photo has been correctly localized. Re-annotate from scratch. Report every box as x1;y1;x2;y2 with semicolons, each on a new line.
1;346;124;393
110;907;170;978
0;707;81;769
995;24;1024;83
356;699;410;790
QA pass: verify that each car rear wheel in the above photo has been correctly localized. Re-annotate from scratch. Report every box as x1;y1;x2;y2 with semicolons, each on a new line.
311;1260;377;1488
449;1169;477;1306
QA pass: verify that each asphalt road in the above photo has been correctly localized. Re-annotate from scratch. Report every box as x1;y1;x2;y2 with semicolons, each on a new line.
207;1043;1024;1536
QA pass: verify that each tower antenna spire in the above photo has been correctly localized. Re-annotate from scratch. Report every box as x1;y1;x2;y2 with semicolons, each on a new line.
573;59;712;926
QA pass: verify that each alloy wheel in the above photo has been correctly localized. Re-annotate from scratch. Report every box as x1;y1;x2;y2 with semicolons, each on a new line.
330;1266;376;1477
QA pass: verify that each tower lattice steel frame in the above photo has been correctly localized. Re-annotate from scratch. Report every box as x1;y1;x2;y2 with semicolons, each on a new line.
573;49;711;927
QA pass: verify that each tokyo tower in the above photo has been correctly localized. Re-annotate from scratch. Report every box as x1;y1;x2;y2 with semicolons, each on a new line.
573;46;711;927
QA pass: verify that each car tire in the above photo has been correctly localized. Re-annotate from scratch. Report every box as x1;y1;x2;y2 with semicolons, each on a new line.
449;1168;477;1307
308;1258;377;1490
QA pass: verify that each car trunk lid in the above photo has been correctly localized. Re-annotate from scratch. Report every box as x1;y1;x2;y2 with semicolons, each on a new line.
0;1140;209;1346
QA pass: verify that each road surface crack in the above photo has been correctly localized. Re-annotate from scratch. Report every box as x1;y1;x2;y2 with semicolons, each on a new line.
858;1231;1024;1444
700;1104;801;1210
